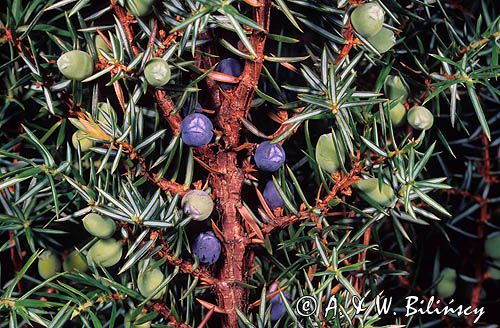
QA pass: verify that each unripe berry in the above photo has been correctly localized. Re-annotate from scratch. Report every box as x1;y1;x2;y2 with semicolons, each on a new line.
144;58;171;87
384;75;408;102
354;178;395;207
269;293;290;322
181;190;214;221
72;131;94;152
263;180;293;210
96;102;113;122
82;213;116;239
255;141;286;172
315;132;345;174
215;58;243;90
125;312;152;328
126;0;155;17
180;113;214;146
63;250;88;273
94;35;110;56
350;3;385;38
437;280;456;298
436;267;457;298
87;238;123;267
367;27;396;54
487;260;500;280
389;103;406;127
137;267;166;300
407;106;434;130
485;235;500;259
57;50;94;81
38;250;61;279
193;231;221;265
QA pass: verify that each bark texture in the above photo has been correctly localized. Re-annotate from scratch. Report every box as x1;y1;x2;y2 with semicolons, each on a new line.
205;2;271;326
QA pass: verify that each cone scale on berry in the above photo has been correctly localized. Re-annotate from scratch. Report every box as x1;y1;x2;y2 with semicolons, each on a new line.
255;141;286;172
144;58;171;87
193;231;222;265
181;189;214;221
180;113;214;146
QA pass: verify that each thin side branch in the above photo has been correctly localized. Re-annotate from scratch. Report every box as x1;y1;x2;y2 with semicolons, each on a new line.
117;141;188;195
154;90;182;134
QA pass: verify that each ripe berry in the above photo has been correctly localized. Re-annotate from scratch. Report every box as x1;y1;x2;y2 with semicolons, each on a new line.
436;267;457;298
215;58;243;90
57;50;94;81
137;266;166;300
485;235;500;259
180;113;213;147
367;27;396;54
83;213;116;239
407;106;434;130
144;58;171;87
126;0;155;17
63;250;88;273
87;238;123;267
72;131;94;152
38;250;61;279
354;178;395;207
193;231;221;265
181;190;214;221
350;3;385;38
315;132;345;174
263;180;293;210
255;141;286;172
389;103;406;127
269;293;290;322
384;75;408;102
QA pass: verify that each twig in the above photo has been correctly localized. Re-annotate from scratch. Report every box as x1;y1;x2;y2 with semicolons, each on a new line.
467;133;493;326
191;1;272;326
110;0;140;55
154;90;182;134
334;22;360;65
150;302;193;328
116;140;188;195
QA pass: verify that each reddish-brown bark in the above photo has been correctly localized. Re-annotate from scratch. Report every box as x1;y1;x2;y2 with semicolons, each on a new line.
118;140;188;196
154;90;182;134
210;152;248;327
466;133;494;326
203;2;271;326
180;2;272;326
150;302;194;328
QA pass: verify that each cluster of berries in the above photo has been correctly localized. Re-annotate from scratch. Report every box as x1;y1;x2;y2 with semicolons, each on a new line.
350;3;395;54
52;2;442;322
